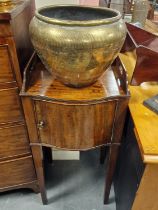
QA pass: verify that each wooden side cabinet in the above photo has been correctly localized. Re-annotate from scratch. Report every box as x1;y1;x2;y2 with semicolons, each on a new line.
114;118;145;210
21;54;130;204
0;0;38;193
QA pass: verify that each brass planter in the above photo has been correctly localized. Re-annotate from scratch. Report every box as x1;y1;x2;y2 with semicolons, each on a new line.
29;5;126;87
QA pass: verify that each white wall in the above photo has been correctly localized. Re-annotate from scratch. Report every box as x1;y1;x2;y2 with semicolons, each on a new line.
35;0;79;8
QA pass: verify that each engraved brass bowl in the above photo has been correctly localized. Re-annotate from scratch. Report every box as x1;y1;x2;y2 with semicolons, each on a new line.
29;5;126;87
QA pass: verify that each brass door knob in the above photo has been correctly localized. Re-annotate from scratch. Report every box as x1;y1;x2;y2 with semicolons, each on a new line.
37;121;45;129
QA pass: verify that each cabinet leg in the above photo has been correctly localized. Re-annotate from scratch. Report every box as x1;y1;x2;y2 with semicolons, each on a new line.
30;183;40;194
43;146;53;164
104;145;119;204
31;145;48;205
100;146;108;164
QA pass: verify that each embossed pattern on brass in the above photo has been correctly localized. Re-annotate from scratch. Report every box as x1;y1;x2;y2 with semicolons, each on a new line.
0;0;12;5
29;5;126;87
0;0;11;2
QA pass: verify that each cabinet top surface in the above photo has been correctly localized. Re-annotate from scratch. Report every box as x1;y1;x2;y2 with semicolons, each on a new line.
21;54;129;104
120;52;158;162
0;0;30;20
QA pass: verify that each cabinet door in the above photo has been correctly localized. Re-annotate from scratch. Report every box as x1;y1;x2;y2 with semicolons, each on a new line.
0;88;23;124
35;100;117;150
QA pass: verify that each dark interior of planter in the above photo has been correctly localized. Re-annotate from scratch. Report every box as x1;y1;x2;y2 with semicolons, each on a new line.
39;6;118;21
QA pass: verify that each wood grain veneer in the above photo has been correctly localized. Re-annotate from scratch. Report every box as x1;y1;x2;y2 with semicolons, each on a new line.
0;123;30;160
0;88;23;124
0;0;38;193
0;45;16;83
35;100;116;150
120;52;158;158
114;21;158;210
0;156;36;189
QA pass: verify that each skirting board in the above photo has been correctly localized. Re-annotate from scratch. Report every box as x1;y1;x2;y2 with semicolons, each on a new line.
52;149;80;160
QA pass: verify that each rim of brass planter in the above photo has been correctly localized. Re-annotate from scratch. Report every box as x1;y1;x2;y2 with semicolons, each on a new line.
35;5;122;26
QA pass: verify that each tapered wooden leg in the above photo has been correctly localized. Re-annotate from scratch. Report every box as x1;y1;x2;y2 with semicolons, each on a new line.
31;145;48;205
104;145;119;204
29;182;40;193
43;146;53;164
100;146;108;164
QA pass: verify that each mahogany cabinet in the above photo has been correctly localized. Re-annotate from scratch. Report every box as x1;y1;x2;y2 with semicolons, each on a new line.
21;53;130;204
0;0;38;193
